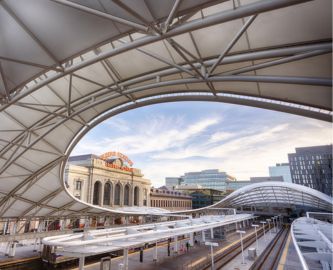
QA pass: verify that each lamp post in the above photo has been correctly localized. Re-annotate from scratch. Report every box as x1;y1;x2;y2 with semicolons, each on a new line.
236;230;246;264
251;224;259;250
266;219;272;236
260;221;266;239
271;217;275;233
205;241;219;270
273;216;277;232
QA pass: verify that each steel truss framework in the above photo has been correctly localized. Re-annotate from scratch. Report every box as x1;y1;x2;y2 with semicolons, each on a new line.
0;0;332;219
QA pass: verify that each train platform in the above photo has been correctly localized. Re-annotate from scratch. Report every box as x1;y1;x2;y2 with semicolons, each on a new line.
221;228;277;270
277;232;302;270
71;228;256;270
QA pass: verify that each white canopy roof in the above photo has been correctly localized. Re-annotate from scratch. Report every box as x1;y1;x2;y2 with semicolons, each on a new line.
43;214;253;256
0;0;332;219
211;182;333;212
291;217;333;270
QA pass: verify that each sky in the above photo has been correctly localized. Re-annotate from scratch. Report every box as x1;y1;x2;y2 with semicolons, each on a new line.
71;102;332;187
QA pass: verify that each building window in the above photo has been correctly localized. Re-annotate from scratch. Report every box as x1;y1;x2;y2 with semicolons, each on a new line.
103;182;112;206
114;183;121;205
93;181;101;205
134;186;140;206
75;180;82;190
124;185;130;206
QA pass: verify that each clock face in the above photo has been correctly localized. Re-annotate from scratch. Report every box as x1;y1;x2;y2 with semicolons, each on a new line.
113;158;123;167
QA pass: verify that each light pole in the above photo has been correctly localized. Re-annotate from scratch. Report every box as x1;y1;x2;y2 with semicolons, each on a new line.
251;224;259;250
279;215;283;228
273;216;278;232
237;230;246;264
260;221;266;239
271;217;276;233
266;219;272;236
205;241;219;270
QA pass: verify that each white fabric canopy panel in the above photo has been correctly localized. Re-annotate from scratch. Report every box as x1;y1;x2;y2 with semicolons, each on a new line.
291;217;333;270
43;214;254;256
0;0;332;219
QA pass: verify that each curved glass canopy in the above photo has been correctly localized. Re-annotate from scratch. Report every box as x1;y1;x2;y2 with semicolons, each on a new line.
0;0;331;219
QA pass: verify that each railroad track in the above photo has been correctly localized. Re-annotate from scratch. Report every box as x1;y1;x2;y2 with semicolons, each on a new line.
199;227;266;270
250;226;290;270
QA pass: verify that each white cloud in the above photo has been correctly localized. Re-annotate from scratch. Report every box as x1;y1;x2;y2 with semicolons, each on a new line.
141;121;332;183
73;115;220;156
210;131;235;142
72;107;332;187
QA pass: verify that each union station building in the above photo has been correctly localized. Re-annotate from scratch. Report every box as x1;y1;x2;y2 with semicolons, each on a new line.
65;152;151;209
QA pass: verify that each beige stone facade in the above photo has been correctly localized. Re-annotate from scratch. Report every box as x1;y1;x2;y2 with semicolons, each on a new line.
150;186;192;211
65;154;151;209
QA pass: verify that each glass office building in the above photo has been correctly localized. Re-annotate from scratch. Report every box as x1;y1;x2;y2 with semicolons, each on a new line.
181;169;236;191
288;145;332;196
269;163;292;183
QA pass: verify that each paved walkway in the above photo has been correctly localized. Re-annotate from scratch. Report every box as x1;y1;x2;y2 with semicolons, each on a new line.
0;239;40;263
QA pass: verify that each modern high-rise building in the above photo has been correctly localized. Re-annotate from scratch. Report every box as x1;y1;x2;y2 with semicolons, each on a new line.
288;145;332;196
165;177;183;189
180;169;236;191
269;163;292;183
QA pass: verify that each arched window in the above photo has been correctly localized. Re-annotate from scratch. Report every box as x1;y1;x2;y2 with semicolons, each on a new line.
93;181;101;205
114;183;121;205
134;186;139;206
124;185;130;206
103;182;112;205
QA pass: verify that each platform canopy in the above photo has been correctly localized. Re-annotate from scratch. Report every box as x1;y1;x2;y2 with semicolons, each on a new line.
0;0;332;219
210;182;333;212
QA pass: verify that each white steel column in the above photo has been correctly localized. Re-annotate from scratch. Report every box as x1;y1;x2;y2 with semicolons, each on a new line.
8;241;17;258
4;242;10;256
39;238;43;252
174;236;178;253
79;256;85;270
32;239;38;253
189;232;194;246
210;228;214;239
123;248;129;270
153;241;158;261
202;230;206;242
